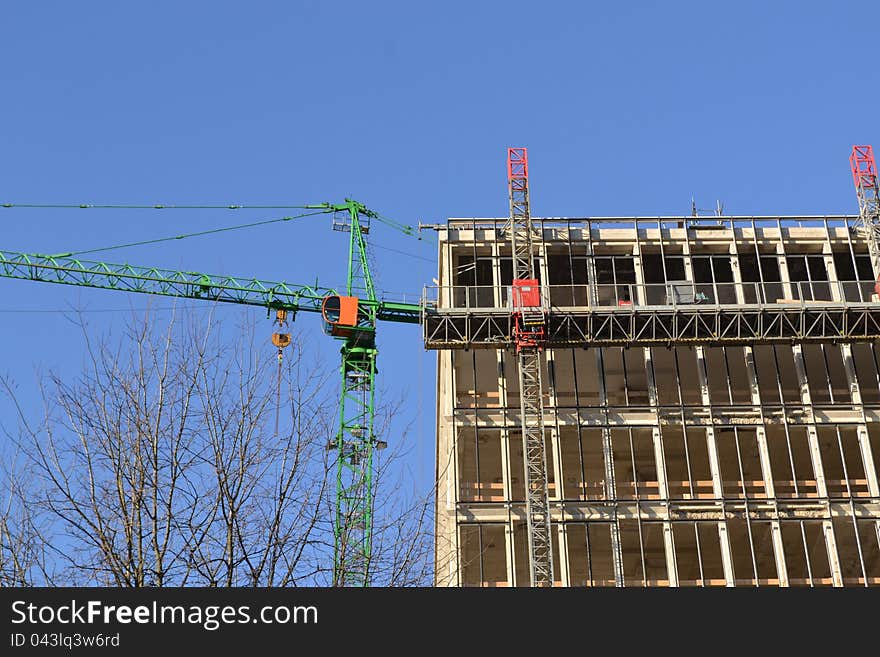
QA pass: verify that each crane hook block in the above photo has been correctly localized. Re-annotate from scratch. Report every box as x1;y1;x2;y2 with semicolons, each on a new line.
272;333;291;349
322;295;359;338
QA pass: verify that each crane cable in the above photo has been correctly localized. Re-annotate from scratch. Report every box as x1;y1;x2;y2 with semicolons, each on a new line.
2;203;435;260
0;201;435;242
0;203;319;210
43;209;334;258
275;350;284;439
271;310;291;438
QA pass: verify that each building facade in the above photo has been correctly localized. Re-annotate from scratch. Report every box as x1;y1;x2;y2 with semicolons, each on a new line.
426;216;880;587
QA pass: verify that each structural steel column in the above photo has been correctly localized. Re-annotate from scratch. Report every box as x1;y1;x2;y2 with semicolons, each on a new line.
743;344;789;585
839;343;880;498
596;348;624;586
644;345;676;586
695;344;735;585
791;343;843;586
499;351;517;587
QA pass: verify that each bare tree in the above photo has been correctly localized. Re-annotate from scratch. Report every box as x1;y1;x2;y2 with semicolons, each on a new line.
0;307;432;586
0;444;53;586
359;402;434;587
183;316;335;585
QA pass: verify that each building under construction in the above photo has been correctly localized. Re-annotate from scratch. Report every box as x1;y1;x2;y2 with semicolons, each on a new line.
423;147;880;587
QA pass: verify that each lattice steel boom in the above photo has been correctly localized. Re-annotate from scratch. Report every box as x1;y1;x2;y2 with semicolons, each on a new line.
0;250;420;324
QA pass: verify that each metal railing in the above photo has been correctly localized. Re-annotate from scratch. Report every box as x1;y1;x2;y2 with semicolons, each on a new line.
443;215;862;232
422;280;879;312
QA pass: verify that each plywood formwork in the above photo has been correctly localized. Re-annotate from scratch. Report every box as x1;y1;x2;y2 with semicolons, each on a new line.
428;216;880;587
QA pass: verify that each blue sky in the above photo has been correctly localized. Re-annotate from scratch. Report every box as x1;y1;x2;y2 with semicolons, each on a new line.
0;1;878;490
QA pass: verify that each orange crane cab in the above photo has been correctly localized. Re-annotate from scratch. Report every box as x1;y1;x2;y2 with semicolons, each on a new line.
322;295;360;337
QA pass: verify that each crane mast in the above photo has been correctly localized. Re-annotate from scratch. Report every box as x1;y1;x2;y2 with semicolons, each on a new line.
851;145;880;282
329;200;380;587
507;148;554;587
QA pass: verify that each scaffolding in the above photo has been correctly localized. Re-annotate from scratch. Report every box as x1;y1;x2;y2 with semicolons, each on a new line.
424;217;880;350
428;213;880;586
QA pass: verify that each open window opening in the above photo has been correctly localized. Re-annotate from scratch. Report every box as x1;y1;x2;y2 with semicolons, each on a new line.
566;523;615;587
457;428;503;502
460;524;508;587
559;427;604;501
673;522;726;586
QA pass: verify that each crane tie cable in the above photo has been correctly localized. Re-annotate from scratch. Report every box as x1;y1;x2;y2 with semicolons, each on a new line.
0;201;434;241
0;203;319;210
1;200;437;257
46;209;333;258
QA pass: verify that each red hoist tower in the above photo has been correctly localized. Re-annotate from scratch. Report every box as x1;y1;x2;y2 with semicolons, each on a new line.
507;148;554;587
851;145;880;287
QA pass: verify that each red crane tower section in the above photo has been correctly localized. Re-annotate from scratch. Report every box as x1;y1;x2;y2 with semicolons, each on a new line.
850;145;880;296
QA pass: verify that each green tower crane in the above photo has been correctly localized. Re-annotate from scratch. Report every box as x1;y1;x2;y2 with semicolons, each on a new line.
0;199;422;586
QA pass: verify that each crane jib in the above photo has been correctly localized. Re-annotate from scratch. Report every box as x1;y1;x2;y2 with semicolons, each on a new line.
0;250;421;324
